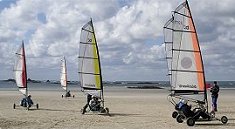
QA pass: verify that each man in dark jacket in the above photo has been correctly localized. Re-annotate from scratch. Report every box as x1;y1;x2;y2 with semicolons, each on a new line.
82;94;92;114
210;81;219;112
26;95;34;108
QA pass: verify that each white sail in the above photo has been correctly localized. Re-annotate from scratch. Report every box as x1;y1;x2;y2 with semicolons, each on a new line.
164;17;174;84
60;57;67;91
14;42;27;96
78;19;103;98
164;0;206;103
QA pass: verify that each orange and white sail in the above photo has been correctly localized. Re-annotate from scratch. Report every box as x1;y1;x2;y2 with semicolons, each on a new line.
164;0;206;103
78;19;103;99
60;56;67;91
14;41;27;96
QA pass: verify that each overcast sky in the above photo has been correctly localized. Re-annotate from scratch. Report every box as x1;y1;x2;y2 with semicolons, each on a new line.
0;0;234;81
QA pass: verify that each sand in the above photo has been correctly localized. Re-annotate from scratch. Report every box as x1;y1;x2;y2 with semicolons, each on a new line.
0;87;235;129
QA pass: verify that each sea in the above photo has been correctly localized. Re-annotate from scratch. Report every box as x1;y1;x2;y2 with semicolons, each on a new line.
0;80;235;91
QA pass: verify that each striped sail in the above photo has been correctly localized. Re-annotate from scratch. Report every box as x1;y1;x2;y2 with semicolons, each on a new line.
14;41;27;96
165;1;206;103
60;57;67;91
78;19;103;98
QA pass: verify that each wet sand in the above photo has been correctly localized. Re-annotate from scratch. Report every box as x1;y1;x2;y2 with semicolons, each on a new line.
0;87;235;129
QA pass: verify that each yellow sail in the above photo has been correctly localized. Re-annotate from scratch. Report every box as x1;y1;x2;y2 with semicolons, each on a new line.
78;19;103;98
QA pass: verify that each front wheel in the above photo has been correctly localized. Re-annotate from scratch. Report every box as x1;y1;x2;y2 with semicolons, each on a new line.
172;111;178;118
105;107;109;114
187;117;195;126
13;103;16;109
176;115;184;123
221;116;228;124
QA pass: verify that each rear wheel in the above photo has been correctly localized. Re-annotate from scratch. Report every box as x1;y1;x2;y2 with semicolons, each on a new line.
176;114;184;123
172;111;178;118
73;95;75;98
62;95;64;98
13;103;16;109
221;116;228;124
187;117;195;126
105;107;109;114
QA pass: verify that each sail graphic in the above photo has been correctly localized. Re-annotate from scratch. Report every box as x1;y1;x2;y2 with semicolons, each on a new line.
60;56;67;91
78;19;103;98
14;41;27;96
164;0;206;103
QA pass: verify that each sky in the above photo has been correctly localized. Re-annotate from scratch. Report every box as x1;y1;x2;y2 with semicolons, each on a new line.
0;0;235;81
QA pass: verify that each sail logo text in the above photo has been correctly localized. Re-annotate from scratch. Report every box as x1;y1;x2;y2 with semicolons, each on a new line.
85;83;95;87
174;20;189;30
179;84;196;88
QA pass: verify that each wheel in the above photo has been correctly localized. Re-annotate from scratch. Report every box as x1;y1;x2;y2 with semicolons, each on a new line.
221;116;228;124
73;95;75;98
172;111;178;118
100;107;106;113
62;95;63;98
13;103;16;109
187;117;195;126
36;104;39;109
210;111;215;118
105;107;109;114
176;115;184;123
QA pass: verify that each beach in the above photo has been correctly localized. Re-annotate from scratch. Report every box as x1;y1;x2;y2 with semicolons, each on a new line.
0;87;235;129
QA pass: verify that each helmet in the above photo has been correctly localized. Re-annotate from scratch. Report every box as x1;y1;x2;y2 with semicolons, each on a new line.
181;99;188;104
28;94;31;98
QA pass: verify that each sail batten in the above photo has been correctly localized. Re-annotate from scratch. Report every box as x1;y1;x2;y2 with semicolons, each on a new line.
164;0;206;103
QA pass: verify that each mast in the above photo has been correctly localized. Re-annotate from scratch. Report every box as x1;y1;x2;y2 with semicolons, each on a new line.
22;41;28;97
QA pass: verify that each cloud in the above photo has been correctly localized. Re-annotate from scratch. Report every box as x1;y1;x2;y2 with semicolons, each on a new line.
0;0;235;81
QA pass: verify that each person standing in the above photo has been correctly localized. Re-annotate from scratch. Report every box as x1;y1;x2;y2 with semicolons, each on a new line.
82;94;92;114
210;81;220;112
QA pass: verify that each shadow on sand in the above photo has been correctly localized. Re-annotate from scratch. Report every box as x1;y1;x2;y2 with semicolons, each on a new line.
196;117;235;126
82;112;143;117
30;108;79;113
196;123;235;127
109;113;143;117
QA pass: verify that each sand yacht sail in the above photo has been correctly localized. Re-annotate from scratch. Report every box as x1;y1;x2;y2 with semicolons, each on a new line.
164;0;206;103
60;56;67;92
60;57;74;98
78;19;109;114
13;41;39;109
14;41;28;96
164;0;228;126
